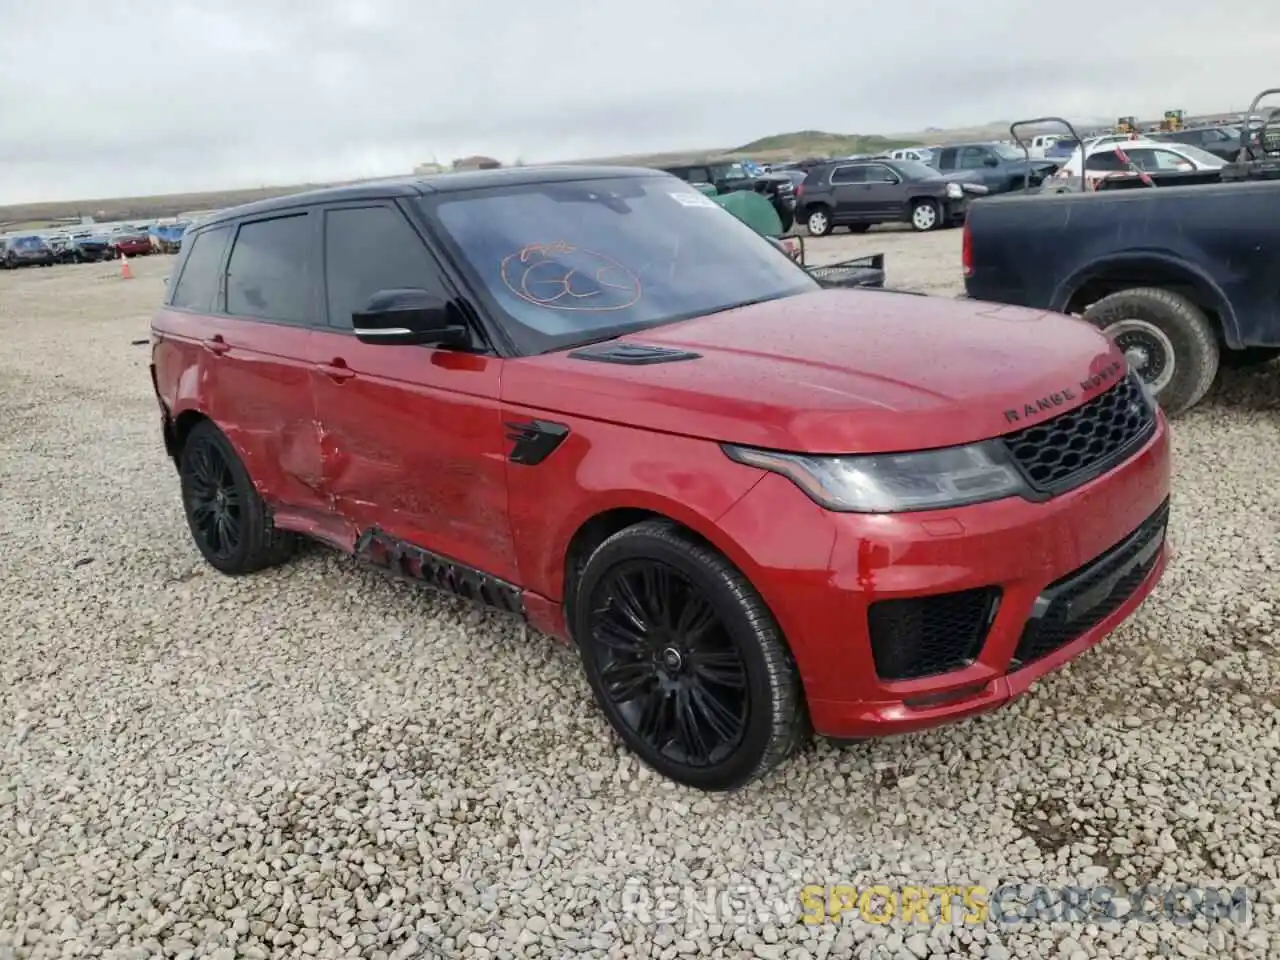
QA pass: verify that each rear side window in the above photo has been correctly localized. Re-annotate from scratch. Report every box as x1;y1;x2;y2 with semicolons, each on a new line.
322;205;447;328
170;225;230;311
225;214;312;324
830;165;866;184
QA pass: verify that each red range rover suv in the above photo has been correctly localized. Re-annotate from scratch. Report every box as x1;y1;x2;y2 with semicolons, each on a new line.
150;166;1172;790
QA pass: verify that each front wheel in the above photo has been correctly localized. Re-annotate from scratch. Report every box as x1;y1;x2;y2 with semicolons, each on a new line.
1082;288;1219;417
572;520;809;791
178;419;297;574
910;199;940;232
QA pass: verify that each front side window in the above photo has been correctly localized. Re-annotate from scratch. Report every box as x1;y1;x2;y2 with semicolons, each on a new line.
323;205;447;328
957;147;992;169
426;175;818;355
224;214;312;324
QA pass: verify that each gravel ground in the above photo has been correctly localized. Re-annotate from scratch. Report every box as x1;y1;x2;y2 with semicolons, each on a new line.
1;234;1277;960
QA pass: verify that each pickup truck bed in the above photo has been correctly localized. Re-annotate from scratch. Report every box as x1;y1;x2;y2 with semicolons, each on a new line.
963;179;1280;415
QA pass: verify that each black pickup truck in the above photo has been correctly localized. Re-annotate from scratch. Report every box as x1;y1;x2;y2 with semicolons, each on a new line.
962;179;1280;416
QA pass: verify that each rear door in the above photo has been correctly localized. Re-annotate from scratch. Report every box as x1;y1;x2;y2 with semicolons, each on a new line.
306;201;519;580
156;214;328;513
827;164;873;222
206;212;329;512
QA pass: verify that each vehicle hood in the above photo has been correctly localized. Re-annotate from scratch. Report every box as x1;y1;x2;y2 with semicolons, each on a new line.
502;289;1129;454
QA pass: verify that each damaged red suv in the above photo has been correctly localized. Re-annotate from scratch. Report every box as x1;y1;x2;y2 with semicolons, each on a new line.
150;167;1171;790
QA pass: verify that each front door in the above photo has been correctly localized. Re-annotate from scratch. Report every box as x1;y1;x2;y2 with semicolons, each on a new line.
305;201;519;582
857;163;907;218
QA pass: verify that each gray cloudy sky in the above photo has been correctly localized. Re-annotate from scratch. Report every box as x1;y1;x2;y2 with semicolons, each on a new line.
2;0;1277;203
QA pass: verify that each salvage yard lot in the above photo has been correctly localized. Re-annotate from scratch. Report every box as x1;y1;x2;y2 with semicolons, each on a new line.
1;231;1277;959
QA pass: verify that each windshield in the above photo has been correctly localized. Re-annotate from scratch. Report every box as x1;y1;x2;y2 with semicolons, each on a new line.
711;162;748;180
14;236;45;250
426;175;819;354
891;159;940;179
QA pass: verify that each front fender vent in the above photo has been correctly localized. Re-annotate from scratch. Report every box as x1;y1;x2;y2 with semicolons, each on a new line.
567;343;701;365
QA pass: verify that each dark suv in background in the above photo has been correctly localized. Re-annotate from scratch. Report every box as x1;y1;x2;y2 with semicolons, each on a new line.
1148;125;1243;161
2;235;56;268
661;160;797;231
795;158;987;235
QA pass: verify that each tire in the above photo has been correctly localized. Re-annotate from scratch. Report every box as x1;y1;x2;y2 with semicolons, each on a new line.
178;419;297;575
571;519;809;791
805;206;833;237
847;224;871;234
909;199;940;232
1082;287;1219;417
1220;347;1280;369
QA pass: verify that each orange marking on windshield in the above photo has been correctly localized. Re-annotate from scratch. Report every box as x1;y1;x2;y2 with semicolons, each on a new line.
500;242;642;312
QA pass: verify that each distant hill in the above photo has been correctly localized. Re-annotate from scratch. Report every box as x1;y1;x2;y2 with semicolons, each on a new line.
731;130;921;155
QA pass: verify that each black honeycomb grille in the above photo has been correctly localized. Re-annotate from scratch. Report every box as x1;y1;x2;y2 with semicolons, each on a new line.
1001;374;1155;496
1012;498;1169;668
867;587;1001;681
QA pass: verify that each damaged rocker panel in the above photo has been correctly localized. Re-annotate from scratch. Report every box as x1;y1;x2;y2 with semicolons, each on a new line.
353;527;526;616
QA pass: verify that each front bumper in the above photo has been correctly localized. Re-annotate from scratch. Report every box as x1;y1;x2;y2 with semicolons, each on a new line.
715;411;1172;739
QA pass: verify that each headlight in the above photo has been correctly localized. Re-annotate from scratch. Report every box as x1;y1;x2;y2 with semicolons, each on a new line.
945;182;964;199
722;441;1027;513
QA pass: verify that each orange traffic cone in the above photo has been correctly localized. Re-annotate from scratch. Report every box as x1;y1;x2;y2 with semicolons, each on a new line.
119;253;133;280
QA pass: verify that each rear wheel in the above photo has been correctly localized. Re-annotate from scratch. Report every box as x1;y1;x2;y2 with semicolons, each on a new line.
1082;287;1219;417
910;199;940;231
572;520;808;791
805;207;833;237
178;419;297;575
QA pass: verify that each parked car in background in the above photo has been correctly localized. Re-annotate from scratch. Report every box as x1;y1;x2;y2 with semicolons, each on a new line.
3;235;56;268
109;227;153;258
1025;134;1063;158
1148;124;1243;161
150;165;1171;790
1045;137;1081;161
150;221;190;254
69;230;113;262
887;147;933;163
796;157;987;235
930;142;1062;193
1052;139;1225;190
660;160;797;231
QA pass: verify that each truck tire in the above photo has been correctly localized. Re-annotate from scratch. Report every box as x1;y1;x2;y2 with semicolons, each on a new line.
1082;288;1218;418
805;206;833;237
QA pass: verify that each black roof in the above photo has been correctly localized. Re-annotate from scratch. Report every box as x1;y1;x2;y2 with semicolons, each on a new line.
196;165;672;228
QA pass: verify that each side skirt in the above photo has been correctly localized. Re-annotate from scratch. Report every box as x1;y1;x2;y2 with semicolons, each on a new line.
353;527;527;618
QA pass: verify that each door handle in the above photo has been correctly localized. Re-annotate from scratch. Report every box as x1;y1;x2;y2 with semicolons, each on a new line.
203;335;230;356
317;359;356;382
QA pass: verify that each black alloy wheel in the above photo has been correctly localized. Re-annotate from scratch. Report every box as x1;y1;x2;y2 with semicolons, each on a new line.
573;519;808;790
177;419;296;574
182;432;244;565
588;559;749;768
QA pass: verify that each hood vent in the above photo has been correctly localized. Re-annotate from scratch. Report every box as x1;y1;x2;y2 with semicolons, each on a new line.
567;343;701;365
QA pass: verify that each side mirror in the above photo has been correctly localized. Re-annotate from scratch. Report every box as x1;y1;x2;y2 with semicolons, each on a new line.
351;288;468;347
983;156;1000;167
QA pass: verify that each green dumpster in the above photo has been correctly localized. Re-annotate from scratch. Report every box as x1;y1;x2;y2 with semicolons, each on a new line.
711;190;784;237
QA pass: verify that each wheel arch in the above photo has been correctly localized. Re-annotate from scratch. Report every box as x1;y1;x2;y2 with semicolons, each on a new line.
165;406;212;465
1055;253;1241;348
557;496;765;637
